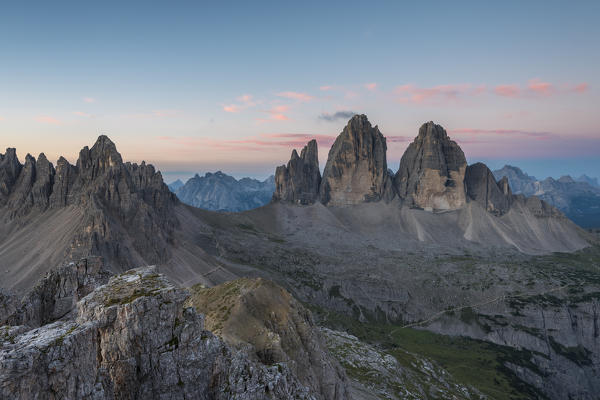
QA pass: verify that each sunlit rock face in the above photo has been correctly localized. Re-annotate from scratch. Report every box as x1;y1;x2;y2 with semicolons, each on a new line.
319;114;394;206
394;121;467;211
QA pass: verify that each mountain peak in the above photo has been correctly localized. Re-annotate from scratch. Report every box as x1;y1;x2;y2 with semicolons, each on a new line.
416;121;449;141
319;114;393;205
394;122;467;210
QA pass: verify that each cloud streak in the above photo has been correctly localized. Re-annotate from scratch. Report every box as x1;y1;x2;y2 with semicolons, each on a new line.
158;132;411;153
318;111;357;122
276;91;313;102
35;116;61;125
223;94;256;113
450;128;553;139
394;84;483;104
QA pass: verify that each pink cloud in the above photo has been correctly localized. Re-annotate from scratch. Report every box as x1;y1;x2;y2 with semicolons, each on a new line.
222;94;256;113
527;78;553;96
494;84;520;97
237;94;253;103
256;105;292;123
494;80;588;98
83;97;95;103
319;85;333;91
35;116;61;125
364;82;377;91
572;83;589;93
450;128;552;139
395;84;479;104
0;116;4;122
223;104;241;113
276;91;313;102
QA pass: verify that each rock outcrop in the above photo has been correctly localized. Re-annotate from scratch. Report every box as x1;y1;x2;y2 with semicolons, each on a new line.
273;139;321;204
186;277;349;400
0;266;343;399
2;257;110;327
465;162;512;215
394;121;467;211
319;114;394;206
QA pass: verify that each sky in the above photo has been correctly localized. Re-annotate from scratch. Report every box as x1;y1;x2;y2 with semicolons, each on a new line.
1;0;599;183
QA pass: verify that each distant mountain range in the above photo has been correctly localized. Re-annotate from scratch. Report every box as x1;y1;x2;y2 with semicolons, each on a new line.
493;165;600;228
169;172;275;212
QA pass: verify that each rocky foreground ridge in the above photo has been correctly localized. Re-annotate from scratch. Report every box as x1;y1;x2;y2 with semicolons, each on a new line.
273;114;562;218
0;259;348;399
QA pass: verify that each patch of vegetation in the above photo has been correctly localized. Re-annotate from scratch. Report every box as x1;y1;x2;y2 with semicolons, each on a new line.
309;305;548;400
166;334;179;348
52;325;77;347
237;223;258;233
548;336;592;366
268;236;286;244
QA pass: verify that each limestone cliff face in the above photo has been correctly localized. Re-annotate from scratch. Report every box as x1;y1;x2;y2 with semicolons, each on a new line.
273;139;321;204
465;162;513;215
319;114;394;206
0;266;346;399
394;121;467;211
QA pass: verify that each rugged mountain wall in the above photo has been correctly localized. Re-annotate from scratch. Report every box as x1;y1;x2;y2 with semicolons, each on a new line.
0;136;178;273
319;115;394;206
273;139;321;204
0;265;347;399
175;171;275;212
394;121;467;211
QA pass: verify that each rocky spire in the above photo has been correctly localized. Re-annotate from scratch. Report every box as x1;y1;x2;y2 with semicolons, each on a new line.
49;156;77;208
464;162;512;215
394;121;467;211
273;139;321;204
0;148;22;206
319;114;394;206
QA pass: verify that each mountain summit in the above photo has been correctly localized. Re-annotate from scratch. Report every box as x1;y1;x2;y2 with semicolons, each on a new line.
320;114;394;206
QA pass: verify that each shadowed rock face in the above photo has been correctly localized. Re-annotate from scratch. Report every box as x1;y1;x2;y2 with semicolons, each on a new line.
0;135;178;271
465;162;513;215
0;149;23;207
319;114;394;206
273;139;321;205
394;121;467;211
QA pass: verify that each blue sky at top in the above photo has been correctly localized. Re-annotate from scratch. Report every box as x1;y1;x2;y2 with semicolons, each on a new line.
1;0;599;181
